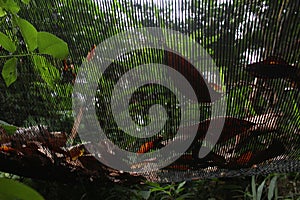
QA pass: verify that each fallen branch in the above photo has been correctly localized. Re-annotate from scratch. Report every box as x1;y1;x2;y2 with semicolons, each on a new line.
0;126;145;185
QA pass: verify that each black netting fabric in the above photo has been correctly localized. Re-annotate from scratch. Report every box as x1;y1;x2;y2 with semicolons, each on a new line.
0;0;299;182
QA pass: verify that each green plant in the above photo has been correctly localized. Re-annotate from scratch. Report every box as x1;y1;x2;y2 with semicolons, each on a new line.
0;0;73;130
0;0;69;198
0;0;69;87
0;178;44;200
103;181;194;200
145;181;194;200
236;174;280;200
0;119;17;135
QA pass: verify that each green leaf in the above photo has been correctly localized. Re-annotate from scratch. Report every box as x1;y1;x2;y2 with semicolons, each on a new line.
137;191;151;200
1;57;17;87
21;0;30;5
268;175;278;200
16;17;37;52
2;0;20;14
0;121;16;136
33;55;60;87
0;178;44;200
177;181;186;191
37;32;69;59
177;193;194;200
0;124;17;135
146;181;161;188
0;7;7;17
257;179;266;200
251;176;257;199
0;32;16;52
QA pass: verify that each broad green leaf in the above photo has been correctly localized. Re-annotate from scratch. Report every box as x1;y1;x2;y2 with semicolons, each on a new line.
21;0;30;5
16;17;37;52
268;175;278;200
257;179;266;200
37;32;69;59
0;124;17;135
2;0;20;14
0;32;16;52
0;7;7;17
0;119;17;135
33;55;60;87
0;178;44;200
1;57;17;87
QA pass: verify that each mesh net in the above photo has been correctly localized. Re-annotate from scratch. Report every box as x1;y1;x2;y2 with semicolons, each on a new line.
0;0;299;182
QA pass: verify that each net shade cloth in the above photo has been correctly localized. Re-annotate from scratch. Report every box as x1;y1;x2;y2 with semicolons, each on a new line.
0;0;299;182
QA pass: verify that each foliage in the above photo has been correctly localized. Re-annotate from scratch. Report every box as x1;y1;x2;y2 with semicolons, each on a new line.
0;0;71;197
0;178;44;200
0;120;17;135
8;172;298;200
235;174;280;200
0;0;68;87
233;173;300;200
0;0;74;130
